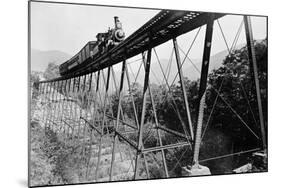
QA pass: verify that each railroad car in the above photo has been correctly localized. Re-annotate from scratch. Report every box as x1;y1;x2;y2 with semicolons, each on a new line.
59;16;125;76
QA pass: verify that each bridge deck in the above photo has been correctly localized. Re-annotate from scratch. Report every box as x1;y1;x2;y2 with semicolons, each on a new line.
39;10;224;83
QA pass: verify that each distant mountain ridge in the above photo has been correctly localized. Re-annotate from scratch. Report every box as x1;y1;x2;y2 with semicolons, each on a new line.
184;49;229;80
31;49;71;72
31;43;246;82
129;48;231;84
146;43;246;83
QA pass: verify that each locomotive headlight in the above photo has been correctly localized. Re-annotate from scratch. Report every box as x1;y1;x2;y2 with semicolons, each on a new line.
114;29;125;41
116;22;122;29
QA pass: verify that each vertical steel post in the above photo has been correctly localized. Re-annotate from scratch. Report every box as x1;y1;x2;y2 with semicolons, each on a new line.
193;15;214;166
109;60;126;181
49;81;56;130
85;73;94;179
93;71;101;123
56;81;61;130
65;78;72;139
76;76;81;137
134;48;152;180
63;79;68;138
141;52;169;178
45;82;51;129
125;66;140;129
53;81;61;133
51;81;57;131
66;78;73;138
173;38;194;140
124;63;140;176
95;67;111;181
70;77;76;138
90;71;100;136
78;75;87;140
59;80;67;134
57;80;65;133
85;128;93;178
56;81;61;133
80;75;89;162
64;79;69;138
244;16;267;150
111;66;126;123
44;82;51;130
110;65;136;171
37;82;41;99
143;153;150;178
101;71;111;134
42;83;48;127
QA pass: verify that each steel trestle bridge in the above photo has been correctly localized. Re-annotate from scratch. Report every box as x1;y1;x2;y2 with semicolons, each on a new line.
32;9;267;182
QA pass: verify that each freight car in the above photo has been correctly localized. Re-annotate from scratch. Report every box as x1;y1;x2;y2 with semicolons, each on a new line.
59;16;125;76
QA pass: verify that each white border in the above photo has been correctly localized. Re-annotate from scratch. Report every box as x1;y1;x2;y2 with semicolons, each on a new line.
0;0;280;188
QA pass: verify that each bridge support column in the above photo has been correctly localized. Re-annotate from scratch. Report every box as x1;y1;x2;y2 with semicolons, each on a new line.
77;75;85;141
244;16;267;152
86;72;101;179
66;78;72;139
173;38;194;140
69;77;76;138
42;82;48;129
54;80;63;134
61;80;66;140
187;14;215;176
95;67;111;181
141;52;169;178
79;75;88;161
109;60;126;181
48;81;56;130
134;49;152;180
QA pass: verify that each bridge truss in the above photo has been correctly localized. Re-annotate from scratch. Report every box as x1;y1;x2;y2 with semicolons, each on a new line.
32;10;267;182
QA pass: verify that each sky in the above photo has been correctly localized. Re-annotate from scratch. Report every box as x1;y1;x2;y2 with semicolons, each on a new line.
30;2;158;55
30;1;267;71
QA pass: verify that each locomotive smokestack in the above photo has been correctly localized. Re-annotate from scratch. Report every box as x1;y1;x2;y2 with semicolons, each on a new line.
114;16;119;28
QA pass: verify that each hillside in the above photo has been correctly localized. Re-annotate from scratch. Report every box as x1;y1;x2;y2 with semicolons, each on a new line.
31;49;71;72
128;49;229;85
30;43;244;83
184;49;229;80
147;43;247;83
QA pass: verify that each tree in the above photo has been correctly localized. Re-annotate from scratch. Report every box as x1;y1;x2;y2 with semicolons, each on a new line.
31;71;41;99
44;62;60;80
204;39;267;156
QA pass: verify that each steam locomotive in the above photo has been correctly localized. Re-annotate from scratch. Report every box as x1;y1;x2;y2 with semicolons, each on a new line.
59;16;125;76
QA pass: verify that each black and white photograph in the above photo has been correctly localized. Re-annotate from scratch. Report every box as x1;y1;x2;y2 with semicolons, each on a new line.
28;0;268;187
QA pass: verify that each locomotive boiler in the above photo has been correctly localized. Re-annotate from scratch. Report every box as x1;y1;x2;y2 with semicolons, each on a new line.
59;16;125;76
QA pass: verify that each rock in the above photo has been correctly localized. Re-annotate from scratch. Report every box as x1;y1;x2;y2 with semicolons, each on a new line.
182;164;211;176
233;163;252;173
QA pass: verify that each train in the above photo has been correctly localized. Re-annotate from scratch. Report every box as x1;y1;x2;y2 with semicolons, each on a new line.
59;16;125;76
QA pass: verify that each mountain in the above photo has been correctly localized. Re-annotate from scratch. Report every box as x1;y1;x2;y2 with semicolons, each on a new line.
139;49;229;85
31;49;71;72
30;43;246;83
183;49;229;81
